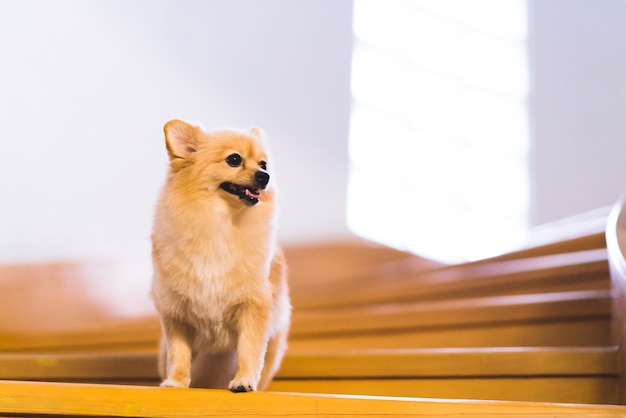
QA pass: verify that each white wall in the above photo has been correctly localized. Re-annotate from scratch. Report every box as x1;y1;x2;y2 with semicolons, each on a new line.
529;0;626;225
3;0;625;264
0;0;354;263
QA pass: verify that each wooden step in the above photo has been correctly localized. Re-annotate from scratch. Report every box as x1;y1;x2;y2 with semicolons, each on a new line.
294;249;610;310
0;351;158;386
287;206;608;295
483;205;609;261
273;347;618;404
0;317;161;353
289;319;609;350
0;260;156;334
286;240;442;291
1;380;625;417
0;346;617;404
290;290;611;349
0;290;610;353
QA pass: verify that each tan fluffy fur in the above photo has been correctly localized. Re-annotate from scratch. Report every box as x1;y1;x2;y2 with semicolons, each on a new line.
151;119;291;392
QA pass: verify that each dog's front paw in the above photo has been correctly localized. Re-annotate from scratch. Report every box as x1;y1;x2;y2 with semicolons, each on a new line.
229;377;256;393
160;378;189;388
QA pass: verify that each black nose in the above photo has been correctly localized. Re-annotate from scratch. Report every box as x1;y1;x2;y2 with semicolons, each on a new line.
255;171;270;188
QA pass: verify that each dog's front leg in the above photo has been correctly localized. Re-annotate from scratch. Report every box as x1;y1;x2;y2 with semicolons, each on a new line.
160;317;193;388
229;302;270;392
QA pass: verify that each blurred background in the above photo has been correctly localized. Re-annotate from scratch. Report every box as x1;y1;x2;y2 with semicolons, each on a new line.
0;0;625;264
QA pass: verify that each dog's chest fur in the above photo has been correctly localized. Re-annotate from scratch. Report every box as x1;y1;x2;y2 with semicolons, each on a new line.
152;199;275;351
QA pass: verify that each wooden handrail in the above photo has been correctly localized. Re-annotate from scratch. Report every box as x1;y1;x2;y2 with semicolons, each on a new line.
607;194;626;404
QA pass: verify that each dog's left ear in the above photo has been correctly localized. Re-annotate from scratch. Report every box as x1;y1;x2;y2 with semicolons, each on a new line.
164;119;198;161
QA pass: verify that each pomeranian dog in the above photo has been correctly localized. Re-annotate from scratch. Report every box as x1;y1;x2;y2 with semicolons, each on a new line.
151;119;291;392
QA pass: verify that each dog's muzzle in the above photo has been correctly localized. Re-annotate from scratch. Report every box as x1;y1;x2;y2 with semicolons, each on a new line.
220;170;270;206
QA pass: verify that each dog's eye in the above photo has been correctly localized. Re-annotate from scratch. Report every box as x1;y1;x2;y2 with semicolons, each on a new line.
259;161;267;170
226;153;242;167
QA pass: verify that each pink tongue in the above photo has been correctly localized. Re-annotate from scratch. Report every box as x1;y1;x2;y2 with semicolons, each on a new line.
245;189;260;199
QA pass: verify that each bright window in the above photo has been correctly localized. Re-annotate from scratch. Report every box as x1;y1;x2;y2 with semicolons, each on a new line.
347;0;529;263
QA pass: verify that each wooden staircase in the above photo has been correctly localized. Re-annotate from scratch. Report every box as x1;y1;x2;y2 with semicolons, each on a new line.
2;202;626;416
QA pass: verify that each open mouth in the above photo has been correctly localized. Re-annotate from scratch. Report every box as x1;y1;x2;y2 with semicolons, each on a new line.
219;182;262;205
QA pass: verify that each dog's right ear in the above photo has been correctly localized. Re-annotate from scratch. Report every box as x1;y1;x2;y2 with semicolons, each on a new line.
164;119;198;161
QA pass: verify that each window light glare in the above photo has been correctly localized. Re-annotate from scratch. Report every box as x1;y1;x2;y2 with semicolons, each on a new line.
460;31;528;98
405;71;460;136
456;0;528;40
405;134;463;196
457;210;529;261
347;165;409;250
348;0;529;263
353;0;408;54
404;193;462;263
349;106;409;171
459;90;529;157
458;149;529;217
351;46;408;114
410;0;527;41
406;12;460;75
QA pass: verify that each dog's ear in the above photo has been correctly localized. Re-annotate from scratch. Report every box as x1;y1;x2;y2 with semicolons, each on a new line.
249;127;264;139
164;119;198;160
